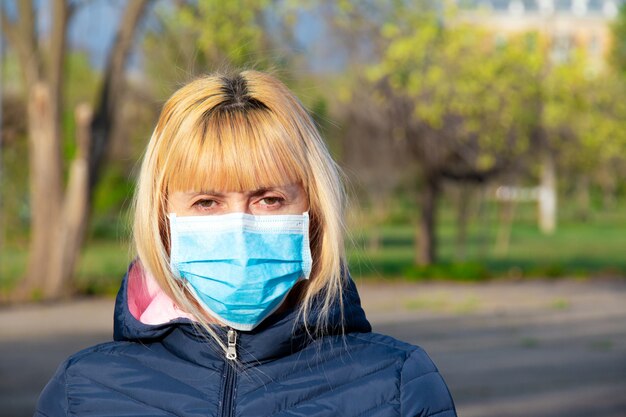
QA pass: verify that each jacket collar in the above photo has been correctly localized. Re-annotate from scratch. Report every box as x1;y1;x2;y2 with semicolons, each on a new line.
113;261;371;365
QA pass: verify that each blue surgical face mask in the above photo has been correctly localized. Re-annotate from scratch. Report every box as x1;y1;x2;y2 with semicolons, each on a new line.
168;212;312;331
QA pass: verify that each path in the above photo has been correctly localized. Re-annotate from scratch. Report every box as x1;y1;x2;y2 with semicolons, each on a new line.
358;279;626;417
2;279;625;417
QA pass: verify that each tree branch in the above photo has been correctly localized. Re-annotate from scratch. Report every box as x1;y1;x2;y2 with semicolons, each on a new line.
47;0;69;108
88;0;152;195
8;0;41;85
17;0;37;53
0;5;19;47
441;159;510;183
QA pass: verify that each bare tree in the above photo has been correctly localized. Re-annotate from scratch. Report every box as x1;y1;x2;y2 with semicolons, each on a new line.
1;0;151;300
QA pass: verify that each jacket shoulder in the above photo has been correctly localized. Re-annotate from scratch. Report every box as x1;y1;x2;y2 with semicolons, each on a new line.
347;332;457;417
34;341;133;417
400;346;457;417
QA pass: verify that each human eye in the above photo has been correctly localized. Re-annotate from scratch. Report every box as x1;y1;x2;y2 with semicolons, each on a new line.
258;195;285;208
192;198;218;211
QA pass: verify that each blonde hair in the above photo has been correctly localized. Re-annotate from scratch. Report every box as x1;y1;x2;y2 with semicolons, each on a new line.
132;70;346;352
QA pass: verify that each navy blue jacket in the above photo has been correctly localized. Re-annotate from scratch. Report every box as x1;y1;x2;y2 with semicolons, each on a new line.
35;265;457;417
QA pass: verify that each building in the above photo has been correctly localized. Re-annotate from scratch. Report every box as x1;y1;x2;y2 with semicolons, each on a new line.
456;0;625;70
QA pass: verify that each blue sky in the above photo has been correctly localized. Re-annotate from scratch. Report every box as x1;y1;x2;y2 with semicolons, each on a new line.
1;0;126;69
67;0;125;69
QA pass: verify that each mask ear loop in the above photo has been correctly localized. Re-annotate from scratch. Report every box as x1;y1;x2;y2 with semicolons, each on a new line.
301;212;313;280
168;213;181;278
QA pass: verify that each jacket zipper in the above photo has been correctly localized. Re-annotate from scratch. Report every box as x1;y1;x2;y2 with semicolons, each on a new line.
226;328;237;360
220;328;237;417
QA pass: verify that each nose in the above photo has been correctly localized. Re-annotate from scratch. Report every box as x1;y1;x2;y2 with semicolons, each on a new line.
224;193;252;214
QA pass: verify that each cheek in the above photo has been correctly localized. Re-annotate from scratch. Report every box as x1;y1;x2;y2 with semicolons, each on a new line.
297;187;310;213
297;199;310;213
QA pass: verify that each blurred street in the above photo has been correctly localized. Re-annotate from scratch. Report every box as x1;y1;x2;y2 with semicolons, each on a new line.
1;278;626;417
360;279;626;417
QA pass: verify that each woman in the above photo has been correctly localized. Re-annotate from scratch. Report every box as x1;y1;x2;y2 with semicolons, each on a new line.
35;71;457;417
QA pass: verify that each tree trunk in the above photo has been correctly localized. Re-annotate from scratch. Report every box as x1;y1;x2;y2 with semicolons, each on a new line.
538;151;557;234
416;177;439;266
601;179;617;211
46;104;93;297
11;0;68;300
368;228;381;253
19;84;64;299
576;174;590;221
367;200;387;253
476;187;492;259
455;185;471;261
495;200;516;256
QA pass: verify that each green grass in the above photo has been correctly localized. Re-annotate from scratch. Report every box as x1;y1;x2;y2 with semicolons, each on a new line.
520;337;540;348
74;240;134;295
402;295;480;313
0;240;132;296
588;339;613;351
347;200;626;281
550;298;571;310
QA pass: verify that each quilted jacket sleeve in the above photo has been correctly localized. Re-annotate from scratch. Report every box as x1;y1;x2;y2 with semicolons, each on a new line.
33;361;69;417
400;347;457;417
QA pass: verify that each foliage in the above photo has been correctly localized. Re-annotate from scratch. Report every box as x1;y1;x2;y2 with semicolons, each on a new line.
330;1;626;264
65;52;101;107
610;2;626;77
0;122;30;242
335;3;550;264
544;49;626;180
366;9;543;172
403;262;490;282
0;240;131;297
143;0;295;98
62;52;101;162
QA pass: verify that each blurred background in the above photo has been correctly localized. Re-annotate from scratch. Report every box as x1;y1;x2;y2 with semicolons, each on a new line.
1;0;626;416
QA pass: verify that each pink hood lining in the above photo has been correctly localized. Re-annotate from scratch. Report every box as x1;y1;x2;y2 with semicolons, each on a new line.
127;262;195;325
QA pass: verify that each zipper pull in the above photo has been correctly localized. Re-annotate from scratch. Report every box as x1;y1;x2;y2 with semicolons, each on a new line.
226;328;237;360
